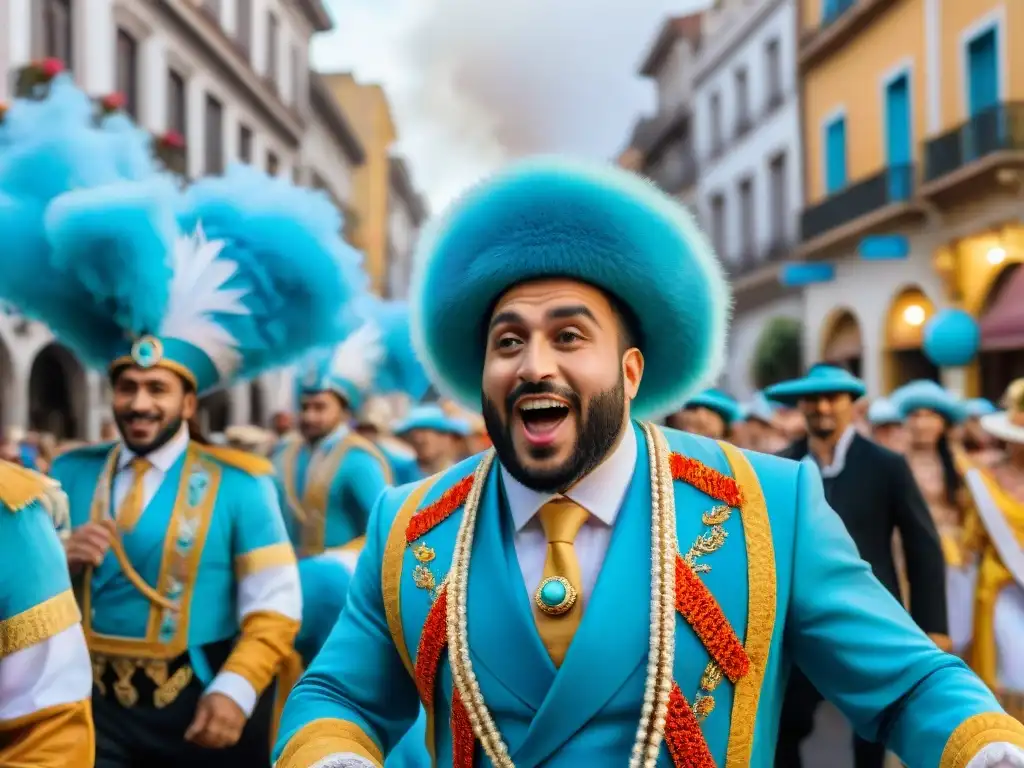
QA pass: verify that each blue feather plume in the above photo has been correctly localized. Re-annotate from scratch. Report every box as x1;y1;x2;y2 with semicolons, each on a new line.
361;298;432;401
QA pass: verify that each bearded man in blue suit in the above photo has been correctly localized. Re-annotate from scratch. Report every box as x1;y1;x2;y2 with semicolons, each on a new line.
274;159;1024;768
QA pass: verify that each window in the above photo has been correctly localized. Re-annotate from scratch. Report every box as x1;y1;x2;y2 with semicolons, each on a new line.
41;0;73;69
167;69;187;136
115;28;139;119
710;92;723;154
238;124;253;163
267;150;279;176
734;68;749;132
768;152;788;245
236;0;252;59
205;94;224;175
710;193;726;256
266;11;279;88
824;114;848;194
738;177;755;259
765;38;782;104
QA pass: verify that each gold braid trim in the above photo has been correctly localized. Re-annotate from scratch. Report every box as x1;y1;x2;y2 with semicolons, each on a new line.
939;713;1024;768
195;444;274;475
273;718;383;768
0;461;56;512
0;590;81;657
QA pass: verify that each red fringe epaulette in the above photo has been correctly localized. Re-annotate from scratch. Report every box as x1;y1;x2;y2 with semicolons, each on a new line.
669;453;743;508
665;682;716;768
406;475;474;543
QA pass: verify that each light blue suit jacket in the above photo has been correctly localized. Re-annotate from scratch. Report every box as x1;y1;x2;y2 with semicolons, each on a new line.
274;423;1019;766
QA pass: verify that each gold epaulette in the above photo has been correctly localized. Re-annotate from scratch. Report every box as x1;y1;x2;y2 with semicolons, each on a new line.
195;443;274;476
0;460;60;512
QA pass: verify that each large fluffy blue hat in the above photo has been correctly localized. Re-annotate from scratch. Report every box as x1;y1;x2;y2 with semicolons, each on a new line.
763;364;867;406
867;397;902;426
6;164;362;394
409;157;729;420
393;404;470;437
294;321;385;412
684;388;743;425
964;397;997;418
891;379;965;424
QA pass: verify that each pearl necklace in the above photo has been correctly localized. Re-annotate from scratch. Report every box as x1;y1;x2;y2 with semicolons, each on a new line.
445;422;678;766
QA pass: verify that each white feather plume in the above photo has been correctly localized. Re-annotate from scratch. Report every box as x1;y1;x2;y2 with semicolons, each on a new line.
159;224;250;380
329;322;385;392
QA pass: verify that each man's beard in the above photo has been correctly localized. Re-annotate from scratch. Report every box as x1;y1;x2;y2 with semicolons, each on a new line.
482;376;626;493
807;419;837;440
114;412;184;456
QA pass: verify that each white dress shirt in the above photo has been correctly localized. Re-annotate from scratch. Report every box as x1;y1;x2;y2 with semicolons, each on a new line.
112;424;190;512
500;425;637;607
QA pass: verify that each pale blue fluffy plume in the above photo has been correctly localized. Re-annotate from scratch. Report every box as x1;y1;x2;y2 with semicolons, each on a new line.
178;163;365;380
0;76;131;323
361;298;431;401
99;112;161;181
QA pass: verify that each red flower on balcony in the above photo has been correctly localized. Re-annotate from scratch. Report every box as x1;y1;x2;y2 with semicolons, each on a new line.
160;130;186;149
100;92;126;113
36;58;65;79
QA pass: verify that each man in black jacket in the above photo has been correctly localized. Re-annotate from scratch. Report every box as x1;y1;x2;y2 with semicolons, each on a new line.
765;364;950;768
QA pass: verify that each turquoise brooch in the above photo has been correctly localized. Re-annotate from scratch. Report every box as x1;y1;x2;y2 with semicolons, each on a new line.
534;576;577;616
131;335;163;368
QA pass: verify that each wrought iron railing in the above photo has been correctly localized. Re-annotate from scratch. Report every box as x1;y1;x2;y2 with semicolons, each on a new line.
800;164;914;242
923;102;1024;183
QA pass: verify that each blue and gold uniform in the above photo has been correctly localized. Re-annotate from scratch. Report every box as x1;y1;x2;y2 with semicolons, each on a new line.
0;461;94;767
275;159;1024;767
0;78;365;766
275;323;394;569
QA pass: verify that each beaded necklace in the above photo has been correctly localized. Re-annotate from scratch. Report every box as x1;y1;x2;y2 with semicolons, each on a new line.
445;422;679;766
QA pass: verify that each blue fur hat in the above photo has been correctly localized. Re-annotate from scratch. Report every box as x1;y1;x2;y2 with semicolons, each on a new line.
361;298;431;401
763;364;867;406
409;157;729;421
891;380;965;424
393;404;470;437
867;397;902;426
294;321;385;412
684;388;743;425
8;164;362;394
964;397;997;418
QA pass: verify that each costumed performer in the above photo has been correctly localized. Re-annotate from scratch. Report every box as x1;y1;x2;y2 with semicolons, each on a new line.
273;157;1024;768
274;320;394;569
10;164;359;768
666;388;743;440
393;404;472;482
952;379;1024;716
867;397;906;454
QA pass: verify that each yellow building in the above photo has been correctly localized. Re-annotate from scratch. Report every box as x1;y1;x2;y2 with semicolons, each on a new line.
323;73;397;295
797;0;1024;399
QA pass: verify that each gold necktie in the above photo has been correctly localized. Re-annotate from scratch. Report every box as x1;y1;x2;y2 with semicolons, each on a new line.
533;497;590;667
117;457;152;534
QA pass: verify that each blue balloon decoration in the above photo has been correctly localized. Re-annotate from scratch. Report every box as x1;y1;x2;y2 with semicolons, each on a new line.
922;308;980;367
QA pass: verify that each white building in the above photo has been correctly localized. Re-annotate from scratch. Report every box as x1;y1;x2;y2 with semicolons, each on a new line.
0;0;367;438
691;0;805;400
386;156;427;299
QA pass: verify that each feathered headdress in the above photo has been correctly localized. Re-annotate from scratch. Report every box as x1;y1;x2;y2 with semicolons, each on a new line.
362;298;431;401
294;320;385;411
6;163;362;394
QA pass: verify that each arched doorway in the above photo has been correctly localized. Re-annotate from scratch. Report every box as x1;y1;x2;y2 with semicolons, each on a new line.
819;309;863;378
0;332;13;433
249;380;266;427
884;286;939;390
978;263;1024;401
28;342;86;438
198;389;231;435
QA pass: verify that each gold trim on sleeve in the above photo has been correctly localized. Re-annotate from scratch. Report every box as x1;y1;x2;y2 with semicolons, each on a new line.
0;589;81;657
939;713;1024;768
234;542;298;580
273;718;383;768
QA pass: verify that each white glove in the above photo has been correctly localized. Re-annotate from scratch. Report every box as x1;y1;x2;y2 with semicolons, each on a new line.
967;743;1024;768
309;754;377;768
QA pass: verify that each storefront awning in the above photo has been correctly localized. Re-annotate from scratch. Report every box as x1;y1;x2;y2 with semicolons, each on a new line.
981;265;1024;351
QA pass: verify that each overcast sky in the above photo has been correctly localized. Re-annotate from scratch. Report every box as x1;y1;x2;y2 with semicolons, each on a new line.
312;0;709;211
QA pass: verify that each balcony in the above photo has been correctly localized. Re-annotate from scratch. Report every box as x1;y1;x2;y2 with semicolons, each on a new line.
799;0;895;72
920;102;1024;206
734;114;753;141
799;164;922;256
728;238;801;313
